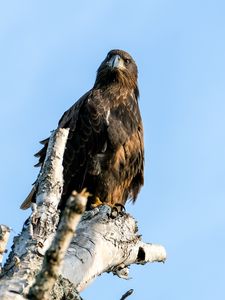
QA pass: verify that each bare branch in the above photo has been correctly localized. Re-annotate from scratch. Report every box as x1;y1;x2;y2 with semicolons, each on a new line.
61;206;167;291
0;128;69;299
120;289;134;300
28;191;87;300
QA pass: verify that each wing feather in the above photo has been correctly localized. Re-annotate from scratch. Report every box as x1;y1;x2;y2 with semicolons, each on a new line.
21;90;92;209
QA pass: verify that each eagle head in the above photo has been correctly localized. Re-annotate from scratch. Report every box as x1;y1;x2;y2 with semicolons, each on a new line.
94;50;139;97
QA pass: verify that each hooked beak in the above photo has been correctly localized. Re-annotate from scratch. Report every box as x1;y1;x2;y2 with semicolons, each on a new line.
107;54;125;70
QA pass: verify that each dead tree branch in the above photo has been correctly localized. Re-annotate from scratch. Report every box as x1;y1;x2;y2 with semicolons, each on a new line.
120;289;134;300
28;191;87;300
0;128;69;300
60;206;166;292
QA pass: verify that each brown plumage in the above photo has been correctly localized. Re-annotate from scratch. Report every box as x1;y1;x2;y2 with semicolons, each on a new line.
21;49;144;210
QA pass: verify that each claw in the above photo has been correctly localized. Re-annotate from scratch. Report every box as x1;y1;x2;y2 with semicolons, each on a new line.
110;206;119;218
110;203;126;218
114;203;126;212
90;196;103;209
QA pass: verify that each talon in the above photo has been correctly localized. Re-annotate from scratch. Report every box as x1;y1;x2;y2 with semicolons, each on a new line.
114;203;126;212
110;203;126;218
111;206;119;218
72;188;91;198
90;196;103;209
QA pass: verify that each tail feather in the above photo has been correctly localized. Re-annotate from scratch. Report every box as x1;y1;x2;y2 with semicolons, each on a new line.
40;137;49;145
20;186;36;210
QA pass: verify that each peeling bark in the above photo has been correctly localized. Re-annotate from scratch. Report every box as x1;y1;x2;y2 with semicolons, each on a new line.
28;191;87;300
61;206;166;292
0;128;69;300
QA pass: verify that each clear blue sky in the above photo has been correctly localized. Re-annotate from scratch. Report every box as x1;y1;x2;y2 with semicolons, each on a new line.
0;1;225;299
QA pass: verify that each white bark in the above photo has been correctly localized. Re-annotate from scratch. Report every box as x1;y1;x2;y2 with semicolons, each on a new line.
31;128;69;242
28;191;87;300
61;206;166;292
0;128;69;300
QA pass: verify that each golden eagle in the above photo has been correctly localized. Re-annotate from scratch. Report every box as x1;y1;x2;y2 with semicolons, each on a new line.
21;49;144;210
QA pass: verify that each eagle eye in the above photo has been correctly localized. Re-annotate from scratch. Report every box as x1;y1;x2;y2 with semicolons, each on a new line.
124;58;131;65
